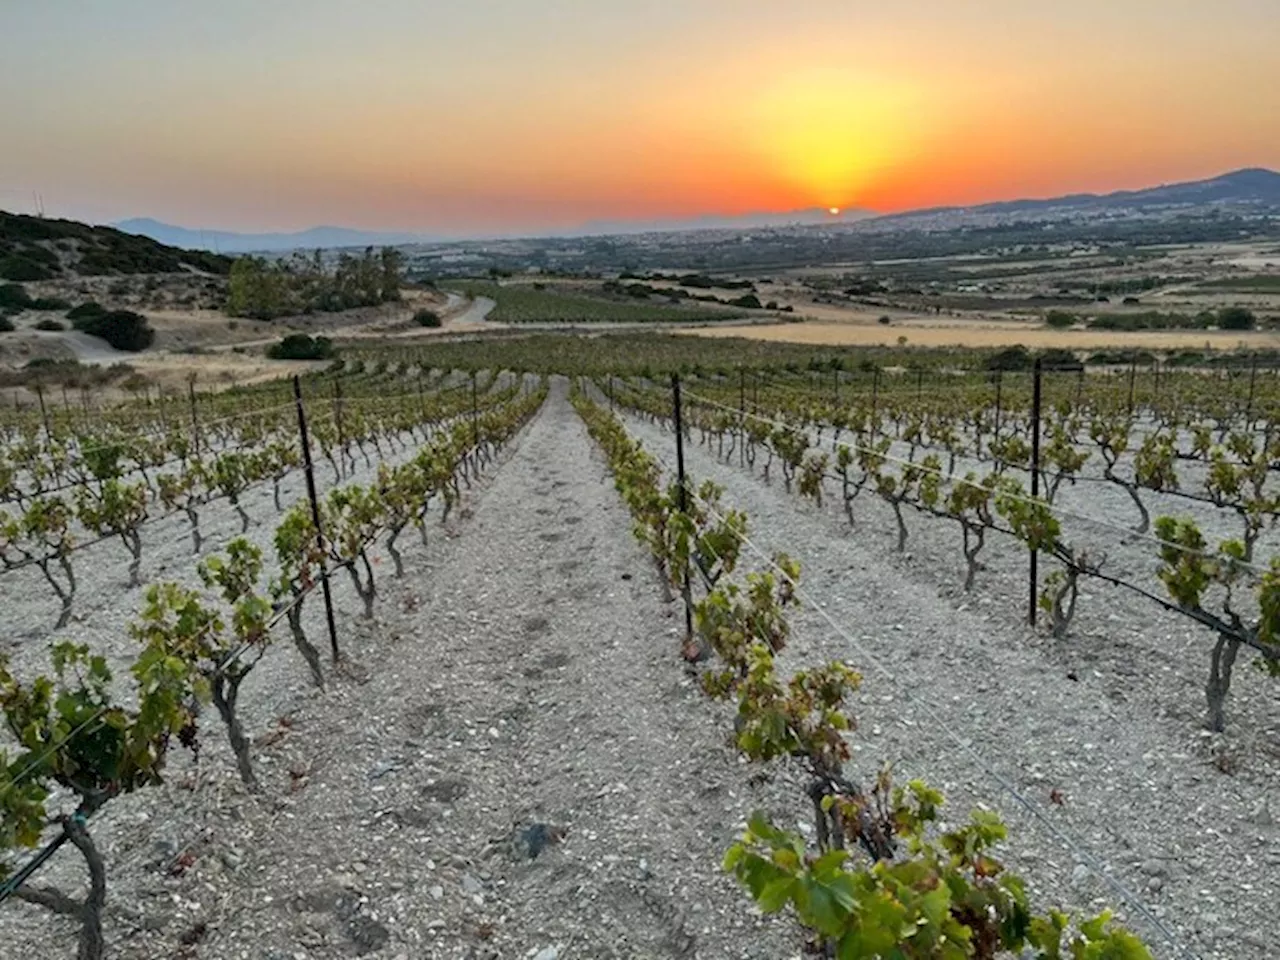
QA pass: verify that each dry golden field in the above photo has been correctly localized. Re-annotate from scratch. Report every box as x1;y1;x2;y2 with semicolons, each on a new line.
680;319;1280;351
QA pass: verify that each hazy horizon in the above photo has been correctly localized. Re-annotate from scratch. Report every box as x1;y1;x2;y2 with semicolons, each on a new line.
3;1;1279;234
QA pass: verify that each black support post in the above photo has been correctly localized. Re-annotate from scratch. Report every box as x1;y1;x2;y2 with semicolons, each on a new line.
188;380;201;457
671;374;694;645
294;376;340;662
1029;359;1043;626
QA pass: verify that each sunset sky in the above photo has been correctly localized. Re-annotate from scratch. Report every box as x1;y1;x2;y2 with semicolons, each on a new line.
2;1;1279;236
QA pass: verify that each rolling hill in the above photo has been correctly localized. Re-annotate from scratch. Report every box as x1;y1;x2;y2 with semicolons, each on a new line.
905;168;1280;219
113;219;430;254
0;211;232;281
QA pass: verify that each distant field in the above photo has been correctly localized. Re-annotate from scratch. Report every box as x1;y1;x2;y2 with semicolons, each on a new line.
447;281;741;323
680;320;1280;351
1198;275;1280;292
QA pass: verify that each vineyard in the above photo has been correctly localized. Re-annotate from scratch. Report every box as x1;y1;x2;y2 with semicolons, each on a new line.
444;281;746;324
0;345;1277;958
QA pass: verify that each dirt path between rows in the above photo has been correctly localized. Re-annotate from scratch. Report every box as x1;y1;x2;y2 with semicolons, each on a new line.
63;380;794;959
622;413;1277;960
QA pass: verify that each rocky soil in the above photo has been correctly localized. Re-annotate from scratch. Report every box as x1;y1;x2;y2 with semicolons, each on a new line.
0;381;807;959
623;409;1279;960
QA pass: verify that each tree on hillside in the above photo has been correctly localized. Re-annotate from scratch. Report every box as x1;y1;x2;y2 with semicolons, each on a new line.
1218;306;1256;330
227;256;287;319
225;246;403;320
380;247;404;301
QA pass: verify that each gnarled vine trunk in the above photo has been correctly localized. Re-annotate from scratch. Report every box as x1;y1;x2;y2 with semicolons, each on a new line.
123;530;142;588
185;504;202;554
232;498;250;534
14;816;107;960
961;523;986;592
286;600;325;689
386;523;406;578
345;553;377;619
890;498;908;552
212;674;258;791
40;556;76;628
1205;634;1240;733
1048;568;1080;639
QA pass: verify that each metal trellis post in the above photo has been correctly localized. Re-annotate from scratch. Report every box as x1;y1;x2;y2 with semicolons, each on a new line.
293;376;341;662
671;374;694;645
1029;359;1043;626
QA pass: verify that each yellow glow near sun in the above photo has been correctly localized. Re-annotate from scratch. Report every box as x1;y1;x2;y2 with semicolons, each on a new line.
829;206;841;215
745;67;927;208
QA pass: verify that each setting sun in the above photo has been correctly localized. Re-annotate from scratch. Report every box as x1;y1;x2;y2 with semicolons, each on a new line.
742;66;932;210
829;207;841;215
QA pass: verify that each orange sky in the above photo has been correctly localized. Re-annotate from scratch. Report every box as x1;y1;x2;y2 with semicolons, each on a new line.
2;1;1278;234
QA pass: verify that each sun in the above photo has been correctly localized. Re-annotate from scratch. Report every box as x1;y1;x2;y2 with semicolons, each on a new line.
743;67;928;212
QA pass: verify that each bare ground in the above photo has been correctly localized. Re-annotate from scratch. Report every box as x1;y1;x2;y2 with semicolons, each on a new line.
0;381;797;959
620;410;1279;960
680;320;1280;351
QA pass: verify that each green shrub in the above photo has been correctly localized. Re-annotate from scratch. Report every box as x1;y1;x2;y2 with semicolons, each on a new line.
677;273;715;289
1217;307;1256;330
1087;310;1210;331
1088;348;1156;366
267;333;334;360
0;283;32;310
0;315;14;332
1037;347;1082;370
0;255;55;282
30;296;71;311
71;309;155;351
1044;310;1077;329
727;294;762;309
987;345;1032;371
34;318;65;331
413;309;442;327
67;301;107;321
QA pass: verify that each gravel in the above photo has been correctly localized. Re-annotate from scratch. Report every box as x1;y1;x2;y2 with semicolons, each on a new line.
623;411;1280;960
0;380;809;959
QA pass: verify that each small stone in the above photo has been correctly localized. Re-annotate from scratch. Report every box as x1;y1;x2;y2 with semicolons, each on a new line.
512;823;566;860
532;949;559;960
1247;801;1273;826
429;885;443;900
1071;864;1090;887
460;873;483;895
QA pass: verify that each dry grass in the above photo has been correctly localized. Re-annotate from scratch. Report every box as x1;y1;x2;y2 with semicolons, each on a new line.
680;319;1280;351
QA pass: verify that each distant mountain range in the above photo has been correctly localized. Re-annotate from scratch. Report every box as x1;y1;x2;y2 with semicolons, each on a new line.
893;167;1280;220
112;219;431;253
111;168;1280;252
113;208;875;251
